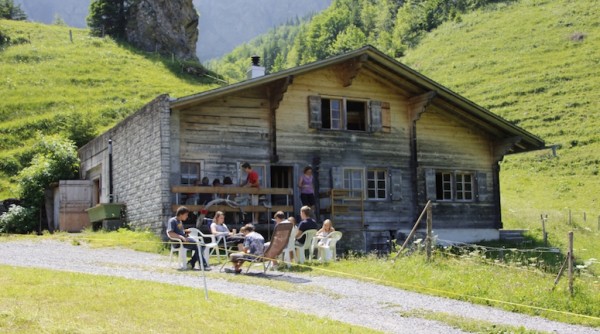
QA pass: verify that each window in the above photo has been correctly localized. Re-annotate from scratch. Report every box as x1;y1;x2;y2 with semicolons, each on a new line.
181;162;200;185
435;171;474;201
367;169;387;200
346;100;366;131
343;168;364;198
310;96;374;131
456;173;473;200
322;98;342;129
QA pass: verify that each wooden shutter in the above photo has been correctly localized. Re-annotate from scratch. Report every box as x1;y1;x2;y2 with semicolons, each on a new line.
424;168;436;201
381;102;391;133
390;168;402;201
308;95;322;129
331;167;343;189
369;100;382;132
476;171;489;202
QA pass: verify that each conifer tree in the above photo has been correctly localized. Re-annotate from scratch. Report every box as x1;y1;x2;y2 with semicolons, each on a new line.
87;0;132;38
0;0;27;20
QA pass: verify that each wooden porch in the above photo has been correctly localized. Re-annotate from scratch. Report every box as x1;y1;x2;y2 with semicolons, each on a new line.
171;186;294;219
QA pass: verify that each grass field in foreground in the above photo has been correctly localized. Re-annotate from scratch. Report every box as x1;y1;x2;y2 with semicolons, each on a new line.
0;265;378;334
3;231;599;328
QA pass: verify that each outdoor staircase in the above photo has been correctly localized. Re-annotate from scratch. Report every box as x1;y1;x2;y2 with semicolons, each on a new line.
499;229;529;244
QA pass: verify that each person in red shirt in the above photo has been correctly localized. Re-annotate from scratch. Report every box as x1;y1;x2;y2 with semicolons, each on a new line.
241;162;260;222
241;162;260;188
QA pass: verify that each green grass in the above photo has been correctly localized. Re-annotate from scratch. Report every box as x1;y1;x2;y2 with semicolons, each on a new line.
0;265;379;334
401;0;599;208
401;0;599;284
3;231;599;328
0;20;218;198
397;308;546;334
303;252;600;328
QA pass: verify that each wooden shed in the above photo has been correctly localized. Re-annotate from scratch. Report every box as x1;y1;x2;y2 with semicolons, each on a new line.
78;45;545;252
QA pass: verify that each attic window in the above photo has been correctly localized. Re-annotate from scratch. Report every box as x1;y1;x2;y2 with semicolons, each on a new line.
309;96;382;132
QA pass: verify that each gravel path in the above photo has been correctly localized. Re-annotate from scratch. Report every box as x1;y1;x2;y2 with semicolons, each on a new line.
0;240;598;334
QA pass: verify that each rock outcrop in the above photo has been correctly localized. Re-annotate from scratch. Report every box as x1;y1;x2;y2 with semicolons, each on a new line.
126;0;198;61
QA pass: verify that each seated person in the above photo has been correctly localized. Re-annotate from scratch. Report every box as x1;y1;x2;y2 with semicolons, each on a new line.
166;206;210;270
210;211;244;244
229;224;264;274
296;205;318;246
317;219;335;246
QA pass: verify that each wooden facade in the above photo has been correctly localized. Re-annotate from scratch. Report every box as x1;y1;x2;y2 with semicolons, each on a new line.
80;46;544;252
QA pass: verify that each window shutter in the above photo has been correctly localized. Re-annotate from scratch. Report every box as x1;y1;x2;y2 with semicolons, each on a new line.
331;167;343;189
476;171;489;202
369;100;382;132
381;102;391;133
390;168;402;201
424;168;436;201
308;95;322;129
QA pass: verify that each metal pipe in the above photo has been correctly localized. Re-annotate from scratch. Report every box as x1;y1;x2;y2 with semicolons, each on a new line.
108;139;113;203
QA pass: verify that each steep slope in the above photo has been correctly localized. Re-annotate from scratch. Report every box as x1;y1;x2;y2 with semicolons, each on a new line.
14;0;333;61
0;20;217;198
402;0;599;212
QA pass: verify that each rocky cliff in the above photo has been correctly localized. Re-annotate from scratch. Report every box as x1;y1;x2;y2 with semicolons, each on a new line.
126;0;198;61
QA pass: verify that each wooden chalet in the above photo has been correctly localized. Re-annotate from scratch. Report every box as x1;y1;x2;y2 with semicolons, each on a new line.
78;45;545;252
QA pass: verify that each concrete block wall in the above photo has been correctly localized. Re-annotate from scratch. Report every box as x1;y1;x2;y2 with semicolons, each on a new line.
79;95;172;233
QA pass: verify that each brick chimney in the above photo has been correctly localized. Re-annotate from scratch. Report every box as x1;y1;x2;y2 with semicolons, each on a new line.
247;55;265;79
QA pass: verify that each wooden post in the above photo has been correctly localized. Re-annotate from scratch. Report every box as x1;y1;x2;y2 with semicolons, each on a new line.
69;30;73;43
568;209;572;225
583;212;586;222
568;231;574;296
541;214;548;246
426;204;432;261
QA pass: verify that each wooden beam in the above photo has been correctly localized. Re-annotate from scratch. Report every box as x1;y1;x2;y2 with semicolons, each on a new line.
171;186;293;195
268;76;293;111
493;137;522;162
336;54;368;87
409;91;437;122
171;204;294;213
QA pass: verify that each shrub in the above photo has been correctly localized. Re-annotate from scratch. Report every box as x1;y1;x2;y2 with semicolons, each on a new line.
17;134;79;210
0;204;37;234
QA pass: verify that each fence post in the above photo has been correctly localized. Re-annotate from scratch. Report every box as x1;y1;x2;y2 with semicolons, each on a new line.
541;214;548;246
583;212;586;222
426;204;432;261
568;209;572;225
568;231;574;296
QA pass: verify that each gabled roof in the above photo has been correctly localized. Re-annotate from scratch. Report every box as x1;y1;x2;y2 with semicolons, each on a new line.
171;45;544;154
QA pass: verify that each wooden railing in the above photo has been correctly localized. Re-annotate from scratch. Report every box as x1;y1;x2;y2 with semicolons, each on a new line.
171;186;294;214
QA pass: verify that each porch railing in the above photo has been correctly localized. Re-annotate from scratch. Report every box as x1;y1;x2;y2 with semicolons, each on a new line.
171;186;294;214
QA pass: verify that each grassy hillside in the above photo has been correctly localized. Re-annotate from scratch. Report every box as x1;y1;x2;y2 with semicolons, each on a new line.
0;20;217;198
403;0;599;260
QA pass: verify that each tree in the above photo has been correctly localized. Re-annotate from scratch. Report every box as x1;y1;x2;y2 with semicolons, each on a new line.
0;0;27;20
18;134;80;211
87;0;132;38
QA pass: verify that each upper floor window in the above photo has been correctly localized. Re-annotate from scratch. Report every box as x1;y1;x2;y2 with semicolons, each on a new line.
309;96;390;132
435;171;474;201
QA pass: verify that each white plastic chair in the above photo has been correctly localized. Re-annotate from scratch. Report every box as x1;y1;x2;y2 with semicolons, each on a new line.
317;231;343;262
295;229;317;264
280;225;298;267
167;235;191;269
188;228;219;264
